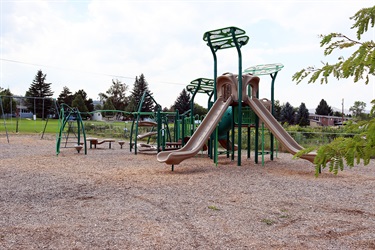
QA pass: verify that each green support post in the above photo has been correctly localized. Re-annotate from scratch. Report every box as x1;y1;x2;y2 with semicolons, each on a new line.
203;26;249;166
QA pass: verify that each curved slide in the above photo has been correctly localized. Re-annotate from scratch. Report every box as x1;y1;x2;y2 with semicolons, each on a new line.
245;97;316;163
157;96;233;165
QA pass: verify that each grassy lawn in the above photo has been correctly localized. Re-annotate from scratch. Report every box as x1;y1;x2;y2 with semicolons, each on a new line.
0;118;135;138
0;118;59;134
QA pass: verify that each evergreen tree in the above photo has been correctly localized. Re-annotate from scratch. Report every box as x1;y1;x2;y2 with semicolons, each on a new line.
57;86;74;106
128;74;155;112
25;70;54;118
315;99;333;115
295;102;310;126
173;88;191;114
280;102;295;125
273;100;282;121
333;111;343;117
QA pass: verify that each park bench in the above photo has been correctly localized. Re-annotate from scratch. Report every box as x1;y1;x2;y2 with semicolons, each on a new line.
86;138;116;149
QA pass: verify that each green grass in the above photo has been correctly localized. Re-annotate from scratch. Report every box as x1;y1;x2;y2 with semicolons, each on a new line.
0;118;59;134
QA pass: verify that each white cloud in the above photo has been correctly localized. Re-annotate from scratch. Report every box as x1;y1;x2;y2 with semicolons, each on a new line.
1;0;374;110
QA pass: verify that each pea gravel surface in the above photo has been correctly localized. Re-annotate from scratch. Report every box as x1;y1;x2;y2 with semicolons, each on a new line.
1;135;375;249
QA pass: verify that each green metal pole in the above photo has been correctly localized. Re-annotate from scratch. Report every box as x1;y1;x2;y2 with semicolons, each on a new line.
262;122;265;166
270;72;278;161
207;35;219;165
231;27;243;166
190;80;201;136
157;109;161;152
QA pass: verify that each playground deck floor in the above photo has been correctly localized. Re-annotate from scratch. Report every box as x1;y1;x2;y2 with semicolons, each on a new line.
1;134;375;249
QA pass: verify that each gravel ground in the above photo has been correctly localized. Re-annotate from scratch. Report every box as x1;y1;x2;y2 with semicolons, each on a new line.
0;134;375;249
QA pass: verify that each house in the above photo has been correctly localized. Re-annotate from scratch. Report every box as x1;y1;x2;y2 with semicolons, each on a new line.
309;114;350;127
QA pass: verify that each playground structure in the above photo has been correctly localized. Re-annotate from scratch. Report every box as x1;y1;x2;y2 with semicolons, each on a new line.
157;26;316;167
56;104;87;155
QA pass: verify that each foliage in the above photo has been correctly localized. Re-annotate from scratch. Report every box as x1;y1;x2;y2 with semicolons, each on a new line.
173;88;191;114
72;94;89;113
333;111;343;117
25;70;54;118
128;74;155;112
193;103;208;117
0;88;17;115
315;99;333;115
280;102;295;125
273;100;282;121
74;90;94;112
295;102;310;126
295;119;375;176
57;86;74;106
99;79;129;111
349;100;366;118
292;6;375;85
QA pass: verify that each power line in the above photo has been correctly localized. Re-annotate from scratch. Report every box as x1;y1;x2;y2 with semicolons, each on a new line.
0;58;186;86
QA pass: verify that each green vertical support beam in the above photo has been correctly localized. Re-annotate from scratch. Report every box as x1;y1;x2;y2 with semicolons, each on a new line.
270;71;278;161
203;26;249;165
230;27;243;166
157;109;161;152
189;80;201;136
206;34;219;165
243;63;284;164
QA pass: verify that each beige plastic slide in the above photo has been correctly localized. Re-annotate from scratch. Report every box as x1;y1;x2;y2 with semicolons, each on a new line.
157;96;233;165
245;97;316;163
137;131;157;140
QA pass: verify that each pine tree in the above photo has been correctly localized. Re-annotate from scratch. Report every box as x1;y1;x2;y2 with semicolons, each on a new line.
295;102;310;126
173;89;191;114
57;86;74;106
25;70;54;118
128;74;155;112
315;99;333;115
280;102;295;125
274;100;282;121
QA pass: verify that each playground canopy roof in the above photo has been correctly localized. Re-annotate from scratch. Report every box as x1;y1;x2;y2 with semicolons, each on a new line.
243;63;284;75
186;78;214;95
203;26;249;50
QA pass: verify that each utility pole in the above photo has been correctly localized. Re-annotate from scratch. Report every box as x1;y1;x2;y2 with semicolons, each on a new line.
341;98;344;125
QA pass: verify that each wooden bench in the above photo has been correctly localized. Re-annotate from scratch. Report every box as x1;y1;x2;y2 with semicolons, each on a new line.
86;138;116;149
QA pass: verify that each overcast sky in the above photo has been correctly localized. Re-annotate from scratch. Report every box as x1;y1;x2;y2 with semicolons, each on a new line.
1;0;374;112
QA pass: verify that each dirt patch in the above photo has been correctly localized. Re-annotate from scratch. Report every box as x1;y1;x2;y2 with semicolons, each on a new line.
1;134;375;249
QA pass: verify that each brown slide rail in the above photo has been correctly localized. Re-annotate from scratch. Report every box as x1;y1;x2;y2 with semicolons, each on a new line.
157;96;233;165
245;97;316;163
